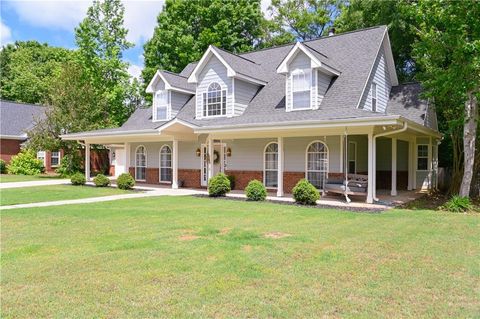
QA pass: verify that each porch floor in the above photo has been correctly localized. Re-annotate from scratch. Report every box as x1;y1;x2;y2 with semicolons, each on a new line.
131;182;423;210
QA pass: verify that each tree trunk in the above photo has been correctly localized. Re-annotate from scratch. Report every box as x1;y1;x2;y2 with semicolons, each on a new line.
459;91;478;197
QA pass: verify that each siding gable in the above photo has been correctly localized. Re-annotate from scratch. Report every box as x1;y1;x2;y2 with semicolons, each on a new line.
171;91;192;118
196;55;233;118
233;79;260;116
358;47;392;112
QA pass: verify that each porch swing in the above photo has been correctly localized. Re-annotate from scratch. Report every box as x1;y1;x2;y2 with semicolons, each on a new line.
324;130;369;203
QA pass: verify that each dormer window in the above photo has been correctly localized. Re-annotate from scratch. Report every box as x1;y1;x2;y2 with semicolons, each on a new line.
154;90;169;121
292;68;311;110
203;82;226;117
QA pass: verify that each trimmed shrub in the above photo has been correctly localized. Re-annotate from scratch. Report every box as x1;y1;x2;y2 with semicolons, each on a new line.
0;159;6;174
227;175;236;190
442;196;472;212
7;150;44;175
208;173;231;197
93;174;110;187
70;172;86;186
245;179;267;201
117;173;135;190
292;179;320;205
55;153;82;177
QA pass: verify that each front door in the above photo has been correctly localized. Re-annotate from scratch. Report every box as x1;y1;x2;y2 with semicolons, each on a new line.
201;142;226;186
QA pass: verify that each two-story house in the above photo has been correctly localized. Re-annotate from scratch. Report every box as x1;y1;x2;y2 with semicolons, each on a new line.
62;26;440;203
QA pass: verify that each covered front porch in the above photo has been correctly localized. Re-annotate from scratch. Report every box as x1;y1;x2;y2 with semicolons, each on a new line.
65;117;440;204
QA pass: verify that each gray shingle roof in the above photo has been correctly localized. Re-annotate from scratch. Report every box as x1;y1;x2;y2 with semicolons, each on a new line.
0;100;46;137
386;83;437;130
65;26;438;138
159;70;195;92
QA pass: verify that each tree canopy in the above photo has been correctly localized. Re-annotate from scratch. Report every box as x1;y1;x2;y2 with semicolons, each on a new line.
142;0;266;85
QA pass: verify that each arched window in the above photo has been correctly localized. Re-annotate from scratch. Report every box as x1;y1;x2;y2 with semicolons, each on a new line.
135;145;147;181
292;68;311;109
203;82;226;117
306;141;328;189
159;145;172;183
264;142;278;188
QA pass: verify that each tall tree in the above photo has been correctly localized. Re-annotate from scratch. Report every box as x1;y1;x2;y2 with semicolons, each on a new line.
334;0;417;82
267;0;341;42
413;0;479;197
142;0;266;86
75;0;134;125
0;41;72;104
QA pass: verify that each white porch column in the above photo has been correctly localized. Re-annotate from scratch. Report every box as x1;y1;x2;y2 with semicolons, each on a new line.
407;138;413;190
391;137;397;196
172;139;179;189
125;142;131;175
373;136;378;201
85;143;91;181
367;132;374;204
277;137;284;197
339;135;344;173
208;136;214;180
428;136;433;190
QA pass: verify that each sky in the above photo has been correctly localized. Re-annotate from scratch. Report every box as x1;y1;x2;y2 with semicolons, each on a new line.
0;0;271;79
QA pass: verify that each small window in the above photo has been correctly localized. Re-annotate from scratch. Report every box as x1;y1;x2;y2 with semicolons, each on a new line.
371;83;377;112
417;145;428;171
51;151;60;166
264;142;278;188
306;141;328;189
159;145;172;183
292;68;311;109
203;82;226;117
348;141;356;174
37;151;46;165
154;90;168;121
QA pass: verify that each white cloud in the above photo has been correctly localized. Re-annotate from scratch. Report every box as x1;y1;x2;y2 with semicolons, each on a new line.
1;21;13;46
7;0;164;44
128;63;142;79
261;0;273;19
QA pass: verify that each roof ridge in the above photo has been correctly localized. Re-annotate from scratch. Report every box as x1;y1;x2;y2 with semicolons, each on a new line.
159;69;188;79
237;25;387;56
0;99;46;108
211;45;260;65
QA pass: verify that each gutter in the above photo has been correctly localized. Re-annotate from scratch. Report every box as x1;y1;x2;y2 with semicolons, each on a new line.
0;134;28;140
60;129;158;140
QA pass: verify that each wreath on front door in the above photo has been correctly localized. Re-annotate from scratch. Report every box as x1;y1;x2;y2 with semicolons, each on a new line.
213;150;220;164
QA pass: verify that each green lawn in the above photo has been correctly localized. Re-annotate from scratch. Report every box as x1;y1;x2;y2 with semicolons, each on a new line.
0;185;130;206
1;196;478;318
0;174;63;183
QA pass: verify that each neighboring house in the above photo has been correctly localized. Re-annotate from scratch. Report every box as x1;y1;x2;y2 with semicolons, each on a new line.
62;26;440;203
0;100;63;172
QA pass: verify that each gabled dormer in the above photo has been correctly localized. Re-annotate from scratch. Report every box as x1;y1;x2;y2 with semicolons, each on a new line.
146;70;195;122
187;46;267;119
277;42;340;112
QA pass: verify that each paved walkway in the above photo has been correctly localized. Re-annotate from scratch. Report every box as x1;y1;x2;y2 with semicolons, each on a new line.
0;179;70;189
1;186;206;210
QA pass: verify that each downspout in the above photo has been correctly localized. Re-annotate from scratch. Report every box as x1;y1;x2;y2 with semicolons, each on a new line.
373;121;408;201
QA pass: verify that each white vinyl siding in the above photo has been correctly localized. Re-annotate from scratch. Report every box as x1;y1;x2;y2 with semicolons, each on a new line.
359;47;391;112
195;55;233;119
234;79;259;116
317;71;331;107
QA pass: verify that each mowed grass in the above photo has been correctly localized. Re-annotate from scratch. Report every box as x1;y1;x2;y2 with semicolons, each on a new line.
0;185;130;206
0;174;63;183
1;196;479;318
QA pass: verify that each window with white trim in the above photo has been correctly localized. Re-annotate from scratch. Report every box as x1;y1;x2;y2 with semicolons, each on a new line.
135;145;147;181
37;151;46;166
203;82;226;117
371;82;377;112
292;68;311;109
264;142;278;188
306;141;328;189
348;141;357;174
159;145;172;183
154;90;168;121
51;151;60;167
417;144;428;171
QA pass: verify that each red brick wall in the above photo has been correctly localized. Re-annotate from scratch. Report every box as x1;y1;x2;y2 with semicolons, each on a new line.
0;139;22;163
284;172;304;193
146;168;159;184
129;167;135;179
225;170;263;190
178;169;201;188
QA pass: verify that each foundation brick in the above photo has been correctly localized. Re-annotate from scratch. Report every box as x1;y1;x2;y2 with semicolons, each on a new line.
178;169;202;188
225;170;263;190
